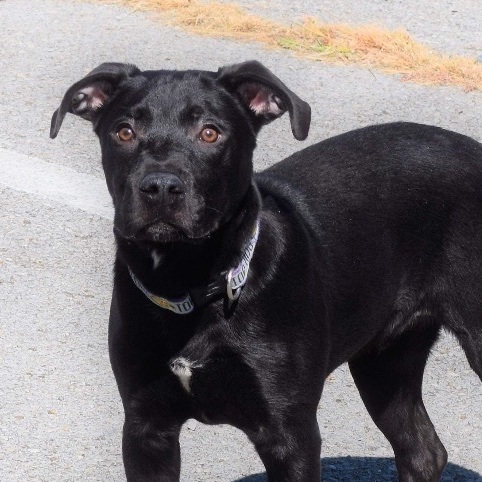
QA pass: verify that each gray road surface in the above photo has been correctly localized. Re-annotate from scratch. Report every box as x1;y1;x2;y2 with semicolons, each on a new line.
0;1;481;481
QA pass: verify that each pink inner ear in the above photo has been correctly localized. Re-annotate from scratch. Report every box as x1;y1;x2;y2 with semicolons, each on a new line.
250;90;269;114
250;89;284;116
79;85;108;111
242;82;285;117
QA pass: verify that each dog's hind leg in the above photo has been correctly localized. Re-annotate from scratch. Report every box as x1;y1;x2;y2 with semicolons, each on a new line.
438;209;482;382
458;335;482;381
446;316;482;382
349;323;447;482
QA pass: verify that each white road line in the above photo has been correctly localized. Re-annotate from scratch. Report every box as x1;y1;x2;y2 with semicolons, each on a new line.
0;148;113;220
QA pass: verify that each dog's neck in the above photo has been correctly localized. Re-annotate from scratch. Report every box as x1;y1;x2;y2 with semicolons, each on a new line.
115;183;261;301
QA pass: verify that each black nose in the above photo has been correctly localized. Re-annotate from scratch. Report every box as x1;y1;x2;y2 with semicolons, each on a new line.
139;173;184;199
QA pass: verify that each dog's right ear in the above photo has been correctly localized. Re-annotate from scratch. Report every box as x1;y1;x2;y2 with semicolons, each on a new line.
50;63;140;139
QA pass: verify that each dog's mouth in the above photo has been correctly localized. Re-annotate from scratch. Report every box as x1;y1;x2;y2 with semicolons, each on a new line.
114;219;211;245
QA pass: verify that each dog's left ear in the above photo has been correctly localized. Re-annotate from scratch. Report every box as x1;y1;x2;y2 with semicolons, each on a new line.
217;60;311;140
50;62;140;139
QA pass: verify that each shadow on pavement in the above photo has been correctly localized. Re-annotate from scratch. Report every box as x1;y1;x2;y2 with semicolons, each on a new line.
234;457;482;481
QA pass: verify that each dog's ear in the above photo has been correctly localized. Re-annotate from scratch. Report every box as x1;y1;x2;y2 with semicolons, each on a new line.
50;62;140;139
217;60;311;140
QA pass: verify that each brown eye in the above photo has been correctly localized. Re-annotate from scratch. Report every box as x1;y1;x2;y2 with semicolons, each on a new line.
116;125;135;142
199;127;219;143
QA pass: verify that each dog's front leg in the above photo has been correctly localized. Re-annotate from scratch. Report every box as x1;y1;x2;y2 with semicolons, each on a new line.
249;407;322;482
122;414;181;482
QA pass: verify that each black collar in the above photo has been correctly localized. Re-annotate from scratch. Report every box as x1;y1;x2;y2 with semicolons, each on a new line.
129;220;260;315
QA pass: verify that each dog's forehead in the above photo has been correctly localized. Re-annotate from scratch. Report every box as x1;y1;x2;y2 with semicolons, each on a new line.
131;71;231;117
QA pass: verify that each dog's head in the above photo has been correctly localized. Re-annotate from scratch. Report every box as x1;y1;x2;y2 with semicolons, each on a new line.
51;61;310;244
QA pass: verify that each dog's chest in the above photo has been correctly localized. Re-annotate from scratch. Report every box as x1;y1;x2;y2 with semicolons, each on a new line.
168;336;269;426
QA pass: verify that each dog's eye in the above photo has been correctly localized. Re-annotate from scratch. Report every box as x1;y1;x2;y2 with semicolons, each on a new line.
116;125;136;142
199;127;219;143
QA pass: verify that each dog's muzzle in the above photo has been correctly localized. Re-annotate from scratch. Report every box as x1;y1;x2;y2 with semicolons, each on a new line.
115;171;189;241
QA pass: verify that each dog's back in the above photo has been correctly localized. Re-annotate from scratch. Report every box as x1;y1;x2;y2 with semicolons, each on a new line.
257;122;482;372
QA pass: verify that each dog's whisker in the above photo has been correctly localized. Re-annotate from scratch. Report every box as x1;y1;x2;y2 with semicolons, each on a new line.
205;205;223;215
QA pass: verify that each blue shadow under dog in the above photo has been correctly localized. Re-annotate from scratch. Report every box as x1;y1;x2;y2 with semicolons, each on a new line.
234;457;482;481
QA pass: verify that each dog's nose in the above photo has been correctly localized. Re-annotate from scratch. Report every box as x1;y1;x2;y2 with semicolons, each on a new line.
139;173;184;199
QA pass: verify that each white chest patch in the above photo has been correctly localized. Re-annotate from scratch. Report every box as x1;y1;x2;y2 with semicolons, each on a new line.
151;250;163;269
170;357;196;393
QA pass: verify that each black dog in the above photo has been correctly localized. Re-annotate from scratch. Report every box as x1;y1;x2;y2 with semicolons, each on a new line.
51;60;482;482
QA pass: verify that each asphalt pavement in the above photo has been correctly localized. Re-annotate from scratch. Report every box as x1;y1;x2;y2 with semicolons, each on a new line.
0;1;481;481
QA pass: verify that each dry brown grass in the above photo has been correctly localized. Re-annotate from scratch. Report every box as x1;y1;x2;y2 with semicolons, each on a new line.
105;0;482;91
